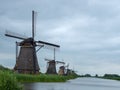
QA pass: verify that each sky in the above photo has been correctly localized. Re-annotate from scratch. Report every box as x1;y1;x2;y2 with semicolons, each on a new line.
1;0;120;75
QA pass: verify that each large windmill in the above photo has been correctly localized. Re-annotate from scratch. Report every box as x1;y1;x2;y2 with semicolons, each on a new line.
5;10;60;74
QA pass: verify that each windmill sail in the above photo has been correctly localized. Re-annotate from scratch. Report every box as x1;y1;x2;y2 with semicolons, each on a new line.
5;30;27;40
32;10;37;39
36;40;60;47
32;10;35;40
56;61;65;64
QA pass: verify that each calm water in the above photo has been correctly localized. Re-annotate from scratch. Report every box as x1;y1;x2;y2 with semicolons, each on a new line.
24;77;120;90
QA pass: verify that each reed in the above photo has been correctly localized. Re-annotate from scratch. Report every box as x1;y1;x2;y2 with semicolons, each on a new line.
0;71;23;90
0;65;78;83
15;74;78;82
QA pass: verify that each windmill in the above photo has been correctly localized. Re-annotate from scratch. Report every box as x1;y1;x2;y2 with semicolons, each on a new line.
64;63;70;75
45;58;65;74
58;63;69;75
65;64;77;76
45;48;65;74
5;10;60;74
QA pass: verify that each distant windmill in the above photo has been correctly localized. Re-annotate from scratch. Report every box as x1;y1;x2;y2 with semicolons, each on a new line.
58;63;69;75
5;10;60;74
45;48;65;74
45;58;65;74
65;64;77;76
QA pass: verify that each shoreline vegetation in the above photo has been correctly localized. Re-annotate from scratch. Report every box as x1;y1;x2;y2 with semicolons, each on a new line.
15;73;78;83
0;65;79;82
0;71;23;90
101;74;120;81
0;65;79;90
2;65;120;89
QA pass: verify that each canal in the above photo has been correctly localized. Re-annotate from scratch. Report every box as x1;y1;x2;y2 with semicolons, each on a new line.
24;77;120;90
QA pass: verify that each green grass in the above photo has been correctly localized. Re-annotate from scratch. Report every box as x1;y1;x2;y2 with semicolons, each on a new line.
0;71;78;90
0;65;79;89
15;73;78;83
0;71;23;90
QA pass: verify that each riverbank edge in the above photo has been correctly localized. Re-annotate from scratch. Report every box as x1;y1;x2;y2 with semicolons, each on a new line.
0;70;79;90
98;74;120;81
15;73;79;83
0;65;79;83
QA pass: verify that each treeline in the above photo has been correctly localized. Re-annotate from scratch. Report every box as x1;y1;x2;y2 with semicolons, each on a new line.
80;73;120;81
102;74;120;80
0;65;11;71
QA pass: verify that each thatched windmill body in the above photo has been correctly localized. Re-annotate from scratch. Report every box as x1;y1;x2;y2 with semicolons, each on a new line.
5;11;60;74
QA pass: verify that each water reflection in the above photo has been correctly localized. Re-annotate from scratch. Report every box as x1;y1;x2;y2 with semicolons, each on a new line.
24;83;60;90
24;83;36;90
24;78;120;90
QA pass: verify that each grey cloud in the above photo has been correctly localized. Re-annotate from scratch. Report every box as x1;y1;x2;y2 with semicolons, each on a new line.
1;0;120;75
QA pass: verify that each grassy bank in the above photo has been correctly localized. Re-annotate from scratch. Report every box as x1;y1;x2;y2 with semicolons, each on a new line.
0;71;78;83
15;73;78;83
0;65;79;83
0;71;78;90
0;65;79;89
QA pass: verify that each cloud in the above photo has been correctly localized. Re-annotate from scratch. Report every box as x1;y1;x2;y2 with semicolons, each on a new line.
1;0;120;75
0;53;15;60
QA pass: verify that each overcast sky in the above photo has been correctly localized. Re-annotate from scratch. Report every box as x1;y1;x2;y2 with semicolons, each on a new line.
1;0;120;75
